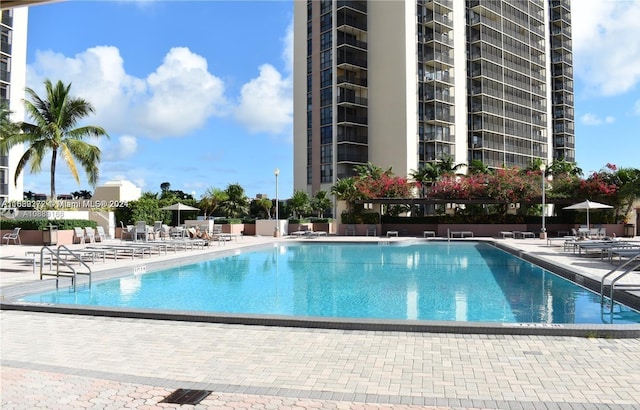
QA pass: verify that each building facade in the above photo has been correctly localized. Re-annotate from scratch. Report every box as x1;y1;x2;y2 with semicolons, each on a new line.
293;0;574;201
1;6;28;203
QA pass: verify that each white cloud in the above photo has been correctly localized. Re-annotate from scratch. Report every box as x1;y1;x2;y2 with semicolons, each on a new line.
138;47;227;137
26;21;295;142
27;46;228;139
573;0;640;96
580;113;616;125
116;135;138;158
281;21;294;73
234;64;293;135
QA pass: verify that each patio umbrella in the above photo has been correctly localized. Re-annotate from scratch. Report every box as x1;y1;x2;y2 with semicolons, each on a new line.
563;200;613;227
160;202;199;225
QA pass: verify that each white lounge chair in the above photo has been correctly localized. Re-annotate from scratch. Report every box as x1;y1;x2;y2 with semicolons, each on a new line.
84;227;96;243
344;224;356;236
2;227;21;245
291;225;310;237
366;224;377;236
95;226;107;242
73;227;85;244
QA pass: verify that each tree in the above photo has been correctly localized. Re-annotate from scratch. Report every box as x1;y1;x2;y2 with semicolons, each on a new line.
436;154;465;176
353;162;390;179
548;158;583;178
467;159;491;175
289;190;311;219
0;100;21;148
220;183;249;218
311;190;332;217
330;177;360;213
0;80;109;199
160;182;171;194
255;197;273;219
410;163;439;197
71;189;92;199
199;187;228;218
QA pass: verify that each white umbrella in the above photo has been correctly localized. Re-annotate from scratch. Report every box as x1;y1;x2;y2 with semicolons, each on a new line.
563;200;613;228
160;202;199;225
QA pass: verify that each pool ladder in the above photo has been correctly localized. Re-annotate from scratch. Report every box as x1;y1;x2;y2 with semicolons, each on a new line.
40;245;92;292
600;251;640;315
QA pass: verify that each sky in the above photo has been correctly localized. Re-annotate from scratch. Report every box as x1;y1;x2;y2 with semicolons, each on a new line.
20;0;640;200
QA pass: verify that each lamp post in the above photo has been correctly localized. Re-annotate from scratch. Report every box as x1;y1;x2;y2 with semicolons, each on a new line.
540;163;547;239
274;168;280;237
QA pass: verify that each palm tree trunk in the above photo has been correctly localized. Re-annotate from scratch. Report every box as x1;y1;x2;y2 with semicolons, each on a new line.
50;148;57;199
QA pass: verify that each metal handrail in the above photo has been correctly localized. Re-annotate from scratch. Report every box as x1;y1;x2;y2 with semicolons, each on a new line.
600;251;640;309
39;245;92;291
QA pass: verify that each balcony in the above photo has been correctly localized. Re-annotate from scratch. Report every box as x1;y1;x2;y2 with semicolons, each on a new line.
337;94;368;106
337;0;367;14
337;112;368;125
337;34;367;50
337;75;368;87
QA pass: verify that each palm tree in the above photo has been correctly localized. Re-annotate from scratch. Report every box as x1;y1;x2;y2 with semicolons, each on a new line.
311;190;332;217
353;161;395;181
410;163;439;197
330;177;360;213
199;187;228;218
0;101;21;148
467;159;491;175
220;183;249;218
1;80;109;199
289;190;311;219
436;154;465;176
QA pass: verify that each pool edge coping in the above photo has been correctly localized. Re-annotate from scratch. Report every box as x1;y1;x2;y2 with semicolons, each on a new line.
2;239;639;338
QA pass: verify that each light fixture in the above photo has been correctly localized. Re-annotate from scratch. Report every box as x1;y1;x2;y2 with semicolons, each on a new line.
540;163;546;239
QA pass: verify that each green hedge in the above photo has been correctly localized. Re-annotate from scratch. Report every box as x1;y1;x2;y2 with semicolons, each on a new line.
379;214;611;224
341;212;380;224
214;218;243;224
0;219;97;230
288;218;311;224
309;217;334;223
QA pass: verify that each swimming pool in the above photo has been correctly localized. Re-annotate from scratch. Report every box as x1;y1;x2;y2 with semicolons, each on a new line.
18;241;640;325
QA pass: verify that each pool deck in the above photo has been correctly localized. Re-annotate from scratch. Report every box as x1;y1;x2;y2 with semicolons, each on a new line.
2;234;640;409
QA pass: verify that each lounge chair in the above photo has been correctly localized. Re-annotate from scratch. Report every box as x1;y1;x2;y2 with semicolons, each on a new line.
344;224;356;236
2;227;21;245
95;226;107;242
291;225;310;237
119;221;134;241
73;227;85;244
135;221;154;241
84;227;96;243
307;230;328;238
499;231;514;239
366;224;377;236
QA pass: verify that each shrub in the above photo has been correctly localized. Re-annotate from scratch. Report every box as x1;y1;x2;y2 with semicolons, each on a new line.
0;219;97;230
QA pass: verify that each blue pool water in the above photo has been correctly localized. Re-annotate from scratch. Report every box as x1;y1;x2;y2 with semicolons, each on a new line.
20;242;640;324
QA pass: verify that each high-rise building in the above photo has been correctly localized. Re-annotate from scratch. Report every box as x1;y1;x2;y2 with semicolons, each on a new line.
1;6;28;203
1;1;61;203
293;0;574;201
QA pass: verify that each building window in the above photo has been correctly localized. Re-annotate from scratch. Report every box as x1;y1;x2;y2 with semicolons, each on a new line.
321;106;332;126
321;125;332;144
321;164;333;183
320;68;332;88
320;87;332;106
